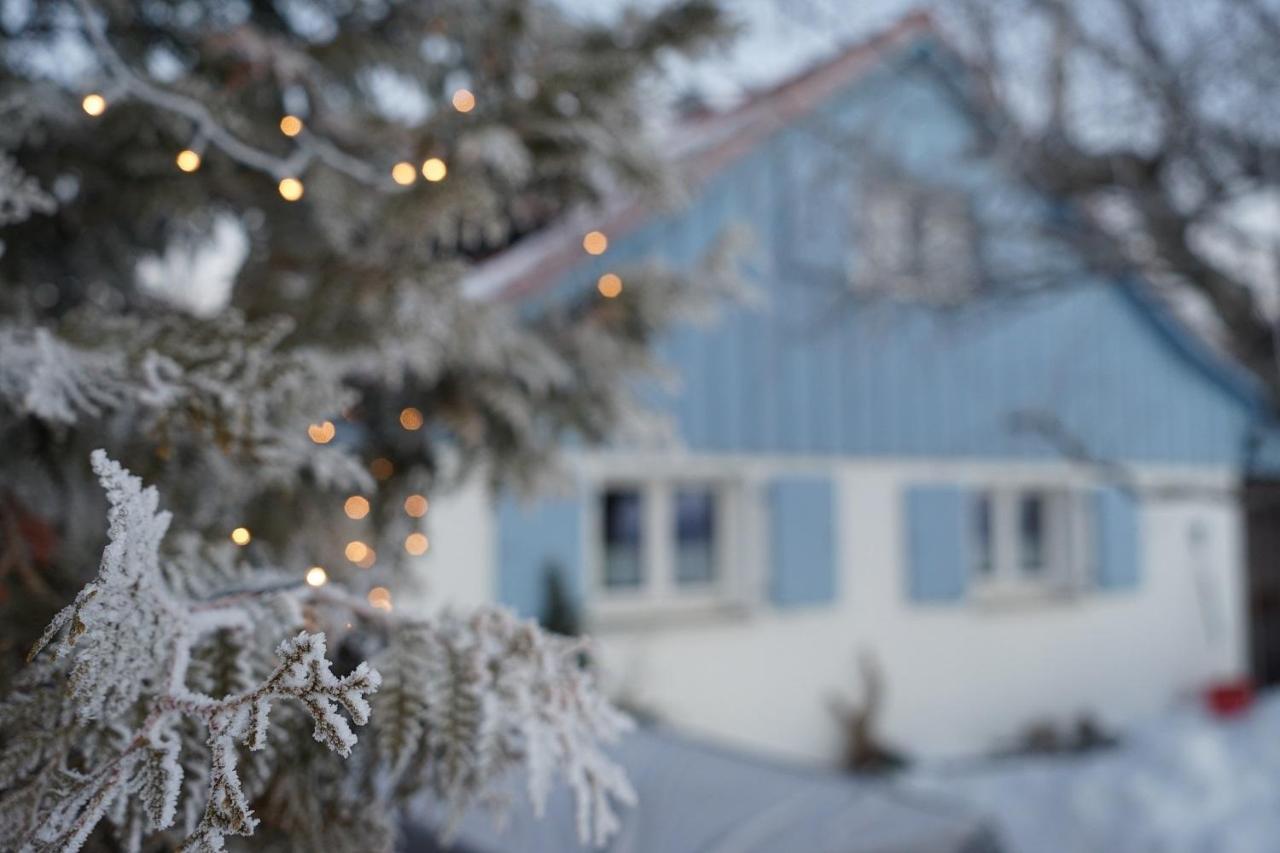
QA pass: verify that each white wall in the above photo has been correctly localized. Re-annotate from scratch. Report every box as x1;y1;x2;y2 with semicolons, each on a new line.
413;455;1247;764
401;473;493;613
587;456;1247;763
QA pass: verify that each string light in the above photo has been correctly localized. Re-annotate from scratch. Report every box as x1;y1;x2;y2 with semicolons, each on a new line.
81;93;107;116
405;532;429;555
230;527;252;546
345;540;370;563
278;177;304;201
597;273;623;298
451;89;476;113
71;3;390;191
370;457;394;480
421;157;447;182
344;496;370;520
582;230;608;255
279;114;304;137
391;161;417;185
357;547;376;569
175;148;202;172
367;586;392;612
399;407;424;431
404;494;429;518
305;566;328;587
308;421;336;444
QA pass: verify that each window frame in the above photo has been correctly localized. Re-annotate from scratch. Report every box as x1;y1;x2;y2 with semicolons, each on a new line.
586;473;746;618
968;485;1092;601
854;174;982;304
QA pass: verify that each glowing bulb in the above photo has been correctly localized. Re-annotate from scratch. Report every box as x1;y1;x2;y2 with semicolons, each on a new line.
367;586;392;611
391;161;417;185
278;177;304;201
421;157;447;182
344;496;370;520
175;149;202;172
356;547;376;569
82;93;107;116
404;532;429;555
404;494;429;518
451;88;476;113
345;540;370;563
305;566;328;587
597;273;623;298
230;527;251;546
370;457;394;480
279;115;304;137
308;421;336;444
582;230;608;255
399;407;424;431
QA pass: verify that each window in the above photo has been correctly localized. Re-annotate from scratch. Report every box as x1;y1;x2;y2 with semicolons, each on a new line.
602;488;644;589
591;477;740;612
969;487;1087;596
972;493;995;578
856;177;979;303
1017;493;1047;575
674;488;717;586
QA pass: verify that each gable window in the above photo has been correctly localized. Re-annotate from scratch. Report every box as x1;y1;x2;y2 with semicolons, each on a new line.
590;475;742;615
969;487;1088;596
856;176;979;303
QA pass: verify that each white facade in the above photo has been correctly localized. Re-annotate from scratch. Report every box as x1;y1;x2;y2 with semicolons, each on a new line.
409;453;1247;764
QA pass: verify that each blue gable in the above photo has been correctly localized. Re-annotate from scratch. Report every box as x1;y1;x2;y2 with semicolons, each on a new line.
519;37;1266;472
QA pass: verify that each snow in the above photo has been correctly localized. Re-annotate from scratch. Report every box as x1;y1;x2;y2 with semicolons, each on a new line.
907;692;1280;853
412;726;995;852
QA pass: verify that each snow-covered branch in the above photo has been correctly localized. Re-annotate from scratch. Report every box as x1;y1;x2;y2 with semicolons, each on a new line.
70;0;395;191
6;453;381;853
0;454;634;852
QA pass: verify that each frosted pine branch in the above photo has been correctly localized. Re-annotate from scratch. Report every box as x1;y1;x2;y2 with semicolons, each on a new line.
3;454;381;853
0;153;55;227
0;455;636;852
70;0;395;192
373;609;636;847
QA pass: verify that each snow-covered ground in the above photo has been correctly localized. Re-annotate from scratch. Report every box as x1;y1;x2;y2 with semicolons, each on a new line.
907;692;1280;853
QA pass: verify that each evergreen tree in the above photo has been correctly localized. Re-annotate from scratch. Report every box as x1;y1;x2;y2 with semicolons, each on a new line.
539;560;583;638
0;0;736;849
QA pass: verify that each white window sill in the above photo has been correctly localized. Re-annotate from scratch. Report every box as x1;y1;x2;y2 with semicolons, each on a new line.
587;593;753;631
969;580;1081;610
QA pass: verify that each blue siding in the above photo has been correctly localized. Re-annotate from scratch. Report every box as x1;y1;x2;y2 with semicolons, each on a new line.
525;48;1262;471
905;485;969;603
497;494;584;619
768;476;837;606
1095;487;1141;590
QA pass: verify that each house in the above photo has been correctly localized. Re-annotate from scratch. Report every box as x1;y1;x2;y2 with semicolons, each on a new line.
411;15;1277;762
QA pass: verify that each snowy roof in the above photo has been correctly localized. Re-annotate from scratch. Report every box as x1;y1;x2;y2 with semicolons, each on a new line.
460;13;934;304
403;725;996;853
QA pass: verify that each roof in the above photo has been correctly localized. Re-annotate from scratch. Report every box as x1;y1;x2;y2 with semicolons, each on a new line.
459;11;1272;424
403;725;997;853
461;12;935;303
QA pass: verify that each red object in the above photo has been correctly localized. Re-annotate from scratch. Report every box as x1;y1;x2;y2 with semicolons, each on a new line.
1205;679;1255;718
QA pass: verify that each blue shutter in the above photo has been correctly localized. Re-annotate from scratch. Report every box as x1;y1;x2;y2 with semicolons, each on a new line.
768;475;837;606
905;485;969;603
496;493;584;619
1095;487;1140;590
